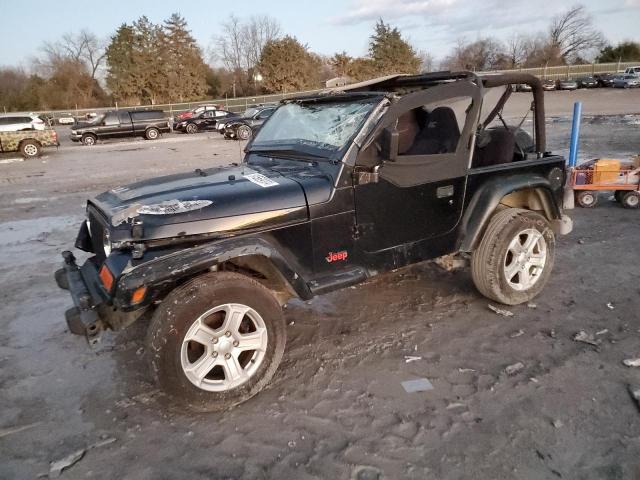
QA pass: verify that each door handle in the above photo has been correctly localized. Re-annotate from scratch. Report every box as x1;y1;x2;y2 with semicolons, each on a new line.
436;185;454;198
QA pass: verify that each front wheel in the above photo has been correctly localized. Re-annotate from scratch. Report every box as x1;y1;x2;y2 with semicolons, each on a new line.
146;272;286;412
471;208;555;305
237;125;252;141
82;134;97;146
576;190;598;208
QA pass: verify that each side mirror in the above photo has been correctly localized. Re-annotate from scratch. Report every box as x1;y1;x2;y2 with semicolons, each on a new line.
382;127;399;161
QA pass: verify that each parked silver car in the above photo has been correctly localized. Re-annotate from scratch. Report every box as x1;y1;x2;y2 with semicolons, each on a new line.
613;75;640;88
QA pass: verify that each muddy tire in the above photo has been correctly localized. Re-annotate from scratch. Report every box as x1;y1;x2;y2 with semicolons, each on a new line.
20;140;40;157
82;134;97;146
471;208;555;305
146;271;286;412
145;127;160;140
621;191;640;209
575;190;598;208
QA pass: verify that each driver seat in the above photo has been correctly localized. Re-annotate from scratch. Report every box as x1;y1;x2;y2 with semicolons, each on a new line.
406;107;460;155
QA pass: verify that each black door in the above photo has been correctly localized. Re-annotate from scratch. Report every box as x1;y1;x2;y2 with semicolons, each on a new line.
353;81;481;253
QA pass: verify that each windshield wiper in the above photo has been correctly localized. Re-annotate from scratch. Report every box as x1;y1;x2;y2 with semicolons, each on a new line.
247;148;331;162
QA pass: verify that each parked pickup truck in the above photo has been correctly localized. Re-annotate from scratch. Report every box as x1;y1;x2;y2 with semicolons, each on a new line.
56;72;572;411
70;109;170;145
0;129;59;157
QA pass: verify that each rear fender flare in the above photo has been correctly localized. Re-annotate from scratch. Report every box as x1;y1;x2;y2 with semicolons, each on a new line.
116;236;312;307
459;174;561;252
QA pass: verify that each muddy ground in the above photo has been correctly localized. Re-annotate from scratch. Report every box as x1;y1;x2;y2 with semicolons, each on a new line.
1;89;640;480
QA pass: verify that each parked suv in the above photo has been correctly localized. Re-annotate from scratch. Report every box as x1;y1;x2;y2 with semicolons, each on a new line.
623;66;640;76
70;110;170;145
56;72;572;411
0;114;46;132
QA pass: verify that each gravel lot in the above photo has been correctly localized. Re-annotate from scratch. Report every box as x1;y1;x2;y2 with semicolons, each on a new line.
1;89;639;480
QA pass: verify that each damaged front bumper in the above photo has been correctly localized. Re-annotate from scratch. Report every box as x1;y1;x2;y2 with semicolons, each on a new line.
55;251;148;346
55;251;107;346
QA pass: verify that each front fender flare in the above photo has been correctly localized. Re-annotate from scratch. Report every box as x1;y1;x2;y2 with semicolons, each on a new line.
115;236;312;307
459;174;561;252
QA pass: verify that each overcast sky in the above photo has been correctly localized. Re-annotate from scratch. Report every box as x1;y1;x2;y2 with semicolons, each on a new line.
1;0;639;69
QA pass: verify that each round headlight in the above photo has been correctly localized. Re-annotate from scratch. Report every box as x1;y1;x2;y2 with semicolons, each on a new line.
103;230;112;257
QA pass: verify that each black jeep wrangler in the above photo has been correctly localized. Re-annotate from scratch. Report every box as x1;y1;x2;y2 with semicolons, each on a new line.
56;72;572;411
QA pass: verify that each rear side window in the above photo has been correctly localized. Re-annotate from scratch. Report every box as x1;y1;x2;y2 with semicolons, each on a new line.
130;110;164;121
118;111;131;123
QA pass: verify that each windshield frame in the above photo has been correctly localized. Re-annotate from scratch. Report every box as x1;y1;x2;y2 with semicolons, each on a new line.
246;93;385;163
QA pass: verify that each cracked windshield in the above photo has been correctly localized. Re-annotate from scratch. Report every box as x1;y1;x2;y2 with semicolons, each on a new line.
251;98;379;153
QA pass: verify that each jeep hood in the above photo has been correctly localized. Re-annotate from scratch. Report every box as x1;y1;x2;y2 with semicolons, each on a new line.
90;162;331;241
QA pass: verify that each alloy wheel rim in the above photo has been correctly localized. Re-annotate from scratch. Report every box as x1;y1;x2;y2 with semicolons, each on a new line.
180;303;268;392
239;127;250;140
149;130;158;138
503;228;547;291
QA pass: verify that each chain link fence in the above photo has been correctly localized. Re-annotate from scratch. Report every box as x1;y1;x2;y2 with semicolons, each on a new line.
8;61;639;123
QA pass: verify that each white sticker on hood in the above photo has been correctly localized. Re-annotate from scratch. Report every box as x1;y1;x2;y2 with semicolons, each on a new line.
244;173;279;188
137;200;212;215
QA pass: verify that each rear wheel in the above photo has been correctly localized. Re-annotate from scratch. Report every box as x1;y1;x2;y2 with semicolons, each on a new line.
20;140;40;157
145;127;160;140
614;191;624;203
621;191;640;209
146;272;286;412
185;123;198;134
471;208;555;305
575;190;598;208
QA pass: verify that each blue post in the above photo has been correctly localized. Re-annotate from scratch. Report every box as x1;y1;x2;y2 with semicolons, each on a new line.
568;101;582;167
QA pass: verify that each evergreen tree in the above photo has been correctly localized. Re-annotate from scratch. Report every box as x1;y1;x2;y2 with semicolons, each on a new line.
257;36;321;93
105;24;137;102
368;19;421;76
162;13;207;102
597;42;640;63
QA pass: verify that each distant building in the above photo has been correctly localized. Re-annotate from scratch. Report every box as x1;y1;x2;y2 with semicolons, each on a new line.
325;76;352;88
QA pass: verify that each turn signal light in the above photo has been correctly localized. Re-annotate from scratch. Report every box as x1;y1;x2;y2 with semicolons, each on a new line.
99;265;114;292
131;286;147;304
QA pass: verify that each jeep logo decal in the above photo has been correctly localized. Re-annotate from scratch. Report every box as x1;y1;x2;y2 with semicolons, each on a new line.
326;251;348;263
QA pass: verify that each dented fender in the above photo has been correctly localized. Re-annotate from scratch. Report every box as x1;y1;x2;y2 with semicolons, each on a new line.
114;236;312;308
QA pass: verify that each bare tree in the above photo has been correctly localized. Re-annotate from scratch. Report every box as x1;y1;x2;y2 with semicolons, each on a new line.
443;37;506;72
213;14;281;95
39;30;106;80
504;34;528;68
418;50;434;72
548;5;605;61
243;15;281;73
